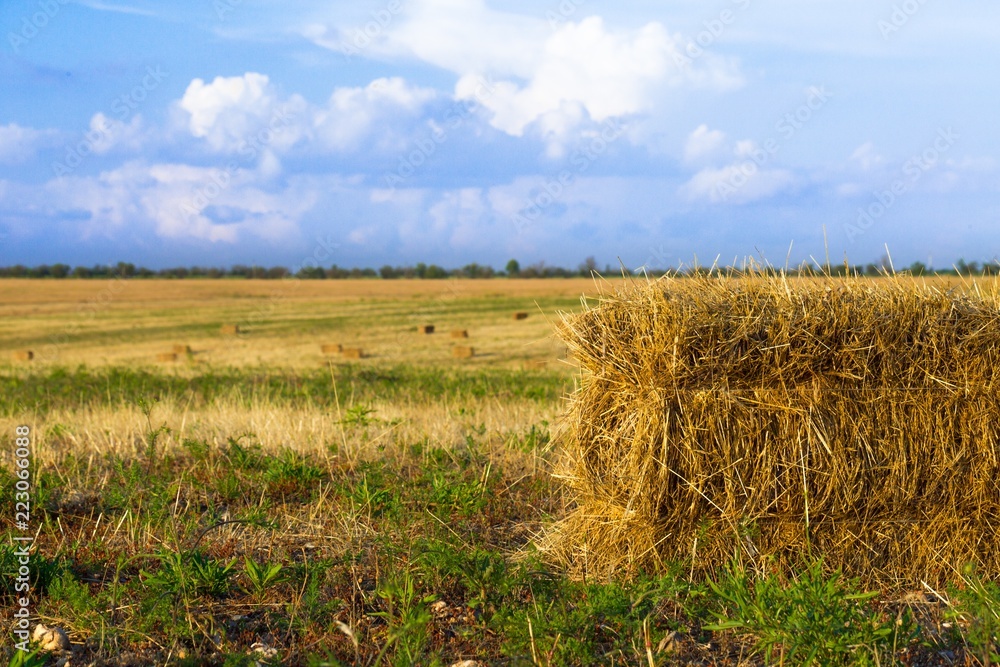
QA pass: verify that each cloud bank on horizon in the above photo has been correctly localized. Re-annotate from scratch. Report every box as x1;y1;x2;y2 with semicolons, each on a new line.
1;0;999;270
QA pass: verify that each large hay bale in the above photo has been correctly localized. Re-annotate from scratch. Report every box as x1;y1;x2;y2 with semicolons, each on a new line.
543;275;1000;587
452;346;474;359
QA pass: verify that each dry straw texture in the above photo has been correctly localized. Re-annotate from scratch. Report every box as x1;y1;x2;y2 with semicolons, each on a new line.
320;343;343;355
452;346;475;359
543;274;1000;587
451;329;469;339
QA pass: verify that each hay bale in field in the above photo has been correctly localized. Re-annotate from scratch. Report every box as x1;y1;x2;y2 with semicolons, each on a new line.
156;352;178;363
452;346;474;359
172;344;192;354
13;350;34;361
451;329;469;339
419;324;435;334
342;347;365;359
513;312;529;320
220;324;240;335
321;343;343;355
541;274;1000;587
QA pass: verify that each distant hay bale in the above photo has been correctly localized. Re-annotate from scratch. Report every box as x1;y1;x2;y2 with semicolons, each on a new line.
540;274;1000;587
172;344;192;354
452;346;474;359
13;350;33;361
342;347;365;359
513;312;529;320
321;343;343;355
156;352;178;363
220;324;240;335
451;329;469;339
419;325;435;334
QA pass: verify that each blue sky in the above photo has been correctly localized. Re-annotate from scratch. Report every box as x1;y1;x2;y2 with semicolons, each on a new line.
2;0;999;270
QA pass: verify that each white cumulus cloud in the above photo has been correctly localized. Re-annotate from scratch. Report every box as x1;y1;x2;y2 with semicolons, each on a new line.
0;123;59;163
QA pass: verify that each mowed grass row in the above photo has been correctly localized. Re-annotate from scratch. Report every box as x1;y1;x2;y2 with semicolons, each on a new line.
0;364;571;418
2;365;999;665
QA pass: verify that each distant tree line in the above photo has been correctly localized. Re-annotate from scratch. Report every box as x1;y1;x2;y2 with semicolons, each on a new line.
0;257;996;279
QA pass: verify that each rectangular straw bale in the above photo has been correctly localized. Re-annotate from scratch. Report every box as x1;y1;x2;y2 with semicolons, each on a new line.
172;344;192;354
451;329;469;338
452;346;474;359
419;325;435;334
513;312;529;320
341;347;365;359
541;274;1000;587
13;350;33;361
156;352;178;363
321;343;343;355
220;324;240;335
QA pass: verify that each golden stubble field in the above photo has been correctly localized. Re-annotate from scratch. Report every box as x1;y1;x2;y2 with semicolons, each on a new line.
0;278;625;372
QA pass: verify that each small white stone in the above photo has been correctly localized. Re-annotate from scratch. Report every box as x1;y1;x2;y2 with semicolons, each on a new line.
32;624;71;652
450;661;485;667
251;641;278;659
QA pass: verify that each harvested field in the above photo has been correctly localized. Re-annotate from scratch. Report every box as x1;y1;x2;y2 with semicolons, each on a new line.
0;279;601;370
544;274;1000;587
